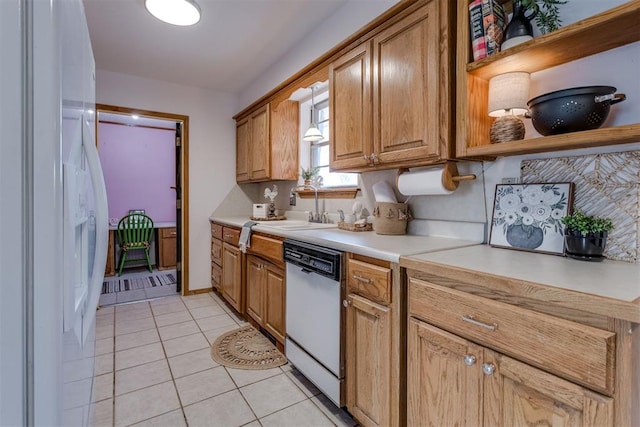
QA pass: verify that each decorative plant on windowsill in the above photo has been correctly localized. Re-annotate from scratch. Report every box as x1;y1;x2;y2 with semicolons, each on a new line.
561;210;613;260
300;166;320;187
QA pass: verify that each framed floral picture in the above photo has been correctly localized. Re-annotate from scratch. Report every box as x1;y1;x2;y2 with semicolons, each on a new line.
489;183;574;255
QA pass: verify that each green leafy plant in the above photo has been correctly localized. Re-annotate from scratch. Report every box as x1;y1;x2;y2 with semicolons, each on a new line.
520;0;568;34
300;166;319;181
561;210;613;236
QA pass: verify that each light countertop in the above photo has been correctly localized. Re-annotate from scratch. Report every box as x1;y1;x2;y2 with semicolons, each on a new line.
211;215;640;320
401;245;640;322
210;215;482;263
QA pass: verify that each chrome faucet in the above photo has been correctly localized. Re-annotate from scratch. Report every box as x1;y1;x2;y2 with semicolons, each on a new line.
292;184;323;223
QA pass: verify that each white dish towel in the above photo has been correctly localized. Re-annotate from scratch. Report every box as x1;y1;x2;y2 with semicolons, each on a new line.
238;221;258;253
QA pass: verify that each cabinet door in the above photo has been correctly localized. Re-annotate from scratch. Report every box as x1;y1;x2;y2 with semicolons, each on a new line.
264;263;285;344
329;42;372;171
372;1;443;165
345;293;391;427
158;227;177;270
270;100;299;181
407;318;482;427
483;350;614;427
222;242;243;313
236;118;250;182
249;105;270;181
246;255;265;325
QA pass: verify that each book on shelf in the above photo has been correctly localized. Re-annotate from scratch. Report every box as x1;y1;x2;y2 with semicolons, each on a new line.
469;0;487;61
482;0;506;56
469;0;507;61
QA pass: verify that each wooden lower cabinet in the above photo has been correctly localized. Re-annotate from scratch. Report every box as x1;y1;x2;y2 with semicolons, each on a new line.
245;254;285;344
407;317;614;427
221;242;243;313
104;230;115;277
345;293;391;427
158;227;177;270
263;265;285;343
407;319;481;427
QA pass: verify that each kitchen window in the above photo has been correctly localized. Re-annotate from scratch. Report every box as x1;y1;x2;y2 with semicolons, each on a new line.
309;97;358;188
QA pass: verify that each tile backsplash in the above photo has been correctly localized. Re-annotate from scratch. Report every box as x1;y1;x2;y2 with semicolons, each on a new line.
522;151;640;262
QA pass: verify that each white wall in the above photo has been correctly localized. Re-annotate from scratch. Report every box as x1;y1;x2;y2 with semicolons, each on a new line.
239;0;399;108
1;0;26;424
95;70;239;291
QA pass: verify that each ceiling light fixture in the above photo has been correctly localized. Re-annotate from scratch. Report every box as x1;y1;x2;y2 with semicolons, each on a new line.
303;85;323;142
145;0;201;26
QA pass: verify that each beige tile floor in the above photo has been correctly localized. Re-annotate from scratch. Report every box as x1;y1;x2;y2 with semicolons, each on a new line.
89;291;357;427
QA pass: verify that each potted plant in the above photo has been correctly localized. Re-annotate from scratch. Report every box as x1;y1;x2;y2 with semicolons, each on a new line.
520;0;567;34
561;210;613;260
300;166;319;187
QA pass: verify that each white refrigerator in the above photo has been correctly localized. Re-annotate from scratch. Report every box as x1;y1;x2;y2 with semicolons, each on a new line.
0;0;108;425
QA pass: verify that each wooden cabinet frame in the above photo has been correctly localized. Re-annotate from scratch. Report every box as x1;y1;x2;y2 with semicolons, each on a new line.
456;1;640;158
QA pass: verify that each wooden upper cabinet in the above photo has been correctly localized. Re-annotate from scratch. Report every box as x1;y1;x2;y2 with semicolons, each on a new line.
249;105;270;181
235;101;298;183
373;0;445;164
329;42;372;171
329;0;454;172
236;118;250;182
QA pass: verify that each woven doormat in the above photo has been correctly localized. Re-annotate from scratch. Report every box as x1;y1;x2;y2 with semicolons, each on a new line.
101;272;176;294
211;326;287;370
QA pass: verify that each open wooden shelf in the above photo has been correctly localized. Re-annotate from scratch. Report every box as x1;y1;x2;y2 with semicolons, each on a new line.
467;1;640;79
456;0;640;159
295;187;360;199
465;124;640;157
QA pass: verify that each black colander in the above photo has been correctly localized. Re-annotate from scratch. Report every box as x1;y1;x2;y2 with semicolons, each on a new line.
526;86;626;136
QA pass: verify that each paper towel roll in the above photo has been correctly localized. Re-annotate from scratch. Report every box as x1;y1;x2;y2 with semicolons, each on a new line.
372;181;398;203
397;167;454;196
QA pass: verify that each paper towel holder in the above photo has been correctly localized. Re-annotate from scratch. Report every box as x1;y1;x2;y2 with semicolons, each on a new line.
396;161;476;192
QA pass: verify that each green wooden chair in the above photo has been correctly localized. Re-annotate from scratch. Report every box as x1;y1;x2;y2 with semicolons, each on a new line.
116;213;154;276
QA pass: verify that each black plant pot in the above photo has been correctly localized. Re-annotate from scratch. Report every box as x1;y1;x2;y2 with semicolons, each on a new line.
564;230;608;261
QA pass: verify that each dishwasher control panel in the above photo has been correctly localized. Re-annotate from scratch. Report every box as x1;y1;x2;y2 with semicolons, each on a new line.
283;239;342;282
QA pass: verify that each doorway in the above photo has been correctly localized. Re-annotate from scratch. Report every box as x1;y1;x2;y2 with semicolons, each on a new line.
96;104;190;304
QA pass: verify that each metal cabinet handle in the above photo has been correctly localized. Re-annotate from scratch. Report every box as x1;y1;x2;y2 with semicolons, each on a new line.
461;315;497;331
370;153;377;164
482;363;495;376
170;232;177;236
342;299;351;307
352;274;372;284
463;354;476;366
224;234;233;239
363;154;370;161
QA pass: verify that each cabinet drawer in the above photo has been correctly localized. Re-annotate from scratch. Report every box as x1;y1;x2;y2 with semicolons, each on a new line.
211;262;221;289
222;227;240;245
248;234;283;266
409;277;616;394
211;222;223;240
211;239;222;266
160;227;177;239
347;259;391;304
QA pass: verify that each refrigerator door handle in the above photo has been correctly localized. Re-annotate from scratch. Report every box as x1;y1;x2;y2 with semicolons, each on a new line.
82;115;109;341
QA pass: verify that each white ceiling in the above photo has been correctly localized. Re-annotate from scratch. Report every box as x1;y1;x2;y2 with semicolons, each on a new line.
83;0;349;94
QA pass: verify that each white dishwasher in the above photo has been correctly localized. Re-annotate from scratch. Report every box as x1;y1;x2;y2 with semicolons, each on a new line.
283;239;345;407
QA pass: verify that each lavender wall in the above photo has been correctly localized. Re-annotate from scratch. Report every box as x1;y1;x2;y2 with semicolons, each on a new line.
98;122;176;223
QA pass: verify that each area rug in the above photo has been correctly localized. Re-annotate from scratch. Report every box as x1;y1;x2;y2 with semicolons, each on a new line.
211;326;287;370
101;271;177;294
